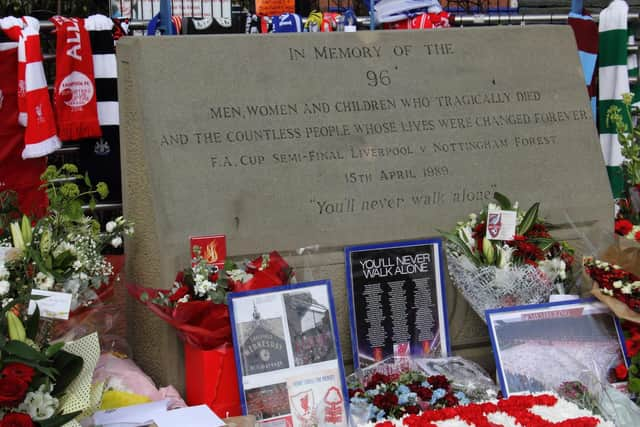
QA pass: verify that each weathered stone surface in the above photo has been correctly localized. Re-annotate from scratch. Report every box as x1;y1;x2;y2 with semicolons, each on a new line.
118;26;612;391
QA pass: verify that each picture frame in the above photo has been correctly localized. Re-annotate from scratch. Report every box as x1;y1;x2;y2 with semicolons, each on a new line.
486;298;629;397
229;280;348;426
345;238;450;369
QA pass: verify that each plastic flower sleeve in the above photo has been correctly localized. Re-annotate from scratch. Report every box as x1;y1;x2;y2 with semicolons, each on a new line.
552;357;640;426
59;332;101;426
446;250;555;322
413;357;499;401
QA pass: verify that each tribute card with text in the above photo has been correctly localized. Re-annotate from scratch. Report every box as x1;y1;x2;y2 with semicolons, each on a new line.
345;239;449;368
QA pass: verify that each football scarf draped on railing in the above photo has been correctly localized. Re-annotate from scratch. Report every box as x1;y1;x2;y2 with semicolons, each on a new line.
0;16;61;159
598;0;630;199
50;16;102;141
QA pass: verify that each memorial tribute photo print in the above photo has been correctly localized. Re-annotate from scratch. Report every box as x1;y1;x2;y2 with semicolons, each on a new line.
486;299;628;397
229;281;348;426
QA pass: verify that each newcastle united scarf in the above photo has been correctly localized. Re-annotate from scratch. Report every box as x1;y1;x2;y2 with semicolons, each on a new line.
50;16;102;141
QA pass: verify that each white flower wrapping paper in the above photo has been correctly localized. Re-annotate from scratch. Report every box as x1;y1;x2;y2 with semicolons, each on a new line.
446;251;555;322
59;332;101;427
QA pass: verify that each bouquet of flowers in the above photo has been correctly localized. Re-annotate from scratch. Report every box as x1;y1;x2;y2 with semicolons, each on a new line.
583;257;640;312
349;370;469;423
0;164;133;313
127;248;294;350
0;305;100;426
442;192;574;320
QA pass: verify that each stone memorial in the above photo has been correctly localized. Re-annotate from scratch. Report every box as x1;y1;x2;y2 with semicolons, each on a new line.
117;26;613;391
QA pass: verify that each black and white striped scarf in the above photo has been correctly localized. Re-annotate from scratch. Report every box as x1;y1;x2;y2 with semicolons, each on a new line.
82;14;121;203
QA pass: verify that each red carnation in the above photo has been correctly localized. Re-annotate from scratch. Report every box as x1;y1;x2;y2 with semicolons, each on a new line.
1;363;35;383
0;376;28;407
615;363;628;380
615;219;634;236
0;413;34;427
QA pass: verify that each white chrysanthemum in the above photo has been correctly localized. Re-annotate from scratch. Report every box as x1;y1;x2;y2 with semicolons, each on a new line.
34;272;55;291
0;280;10;296
105;221;117;233
613;281;623;289
110;237;122;248
18;384;59;421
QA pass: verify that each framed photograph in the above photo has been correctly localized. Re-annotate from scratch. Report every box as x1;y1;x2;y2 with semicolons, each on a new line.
486;298;628;397
345;238;450;369
229;280;348;427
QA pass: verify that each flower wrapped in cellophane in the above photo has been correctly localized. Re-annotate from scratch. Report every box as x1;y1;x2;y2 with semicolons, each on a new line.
442;192;575;321
0;304;100;426
0;164;133;314
127;248;294;350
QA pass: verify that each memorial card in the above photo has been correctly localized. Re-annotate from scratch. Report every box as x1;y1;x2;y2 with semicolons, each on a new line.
345;239;449;368
486;299;628;397
229;281;347;426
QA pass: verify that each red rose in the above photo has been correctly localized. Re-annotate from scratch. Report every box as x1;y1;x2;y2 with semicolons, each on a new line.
0;376;28;407
444;392;459;407
0;413;34;427
1;363;35;383
348;388;364;398
416;386;433;402
366;373;390;390
615;363;628;381
372;392;398;411
635;231;640;242
168;285;190;303
405;405;420;414
427;375;450;391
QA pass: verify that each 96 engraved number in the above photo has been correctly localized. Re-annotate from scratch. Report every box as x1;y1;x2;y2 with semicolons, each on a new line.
366;70;391;87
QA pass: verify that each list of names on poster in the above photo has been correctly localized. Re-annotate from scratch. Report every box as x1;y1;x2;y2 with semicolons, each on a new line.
363;283;386;347
414;278;435;341
389;280;411;343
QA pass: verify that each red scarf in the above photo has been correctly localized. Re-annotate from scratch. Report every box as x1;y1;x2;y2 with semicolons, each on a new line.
50;16;101;141
0;16;61;159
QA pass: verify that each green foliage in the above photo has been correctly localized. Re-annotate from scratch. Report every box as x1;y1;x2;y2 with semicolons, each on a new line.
607;97;640;187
